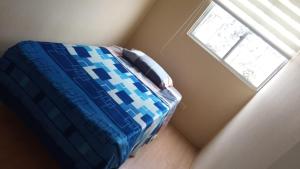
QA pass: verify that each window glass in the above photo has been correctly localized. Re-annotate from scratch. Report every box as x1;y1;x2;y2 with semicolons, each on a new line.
224;33;287;87
192;4;249;58
189;3;288;89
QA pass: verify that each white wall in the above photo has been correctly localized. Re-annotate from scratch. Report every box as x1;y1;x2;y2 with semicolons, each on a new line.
268;141;300;169
0;0;157;54
191;54;300;169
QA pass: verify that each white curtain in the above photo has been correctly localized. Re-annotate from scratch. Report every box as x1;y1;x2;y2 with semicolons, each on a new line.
213;0;300;57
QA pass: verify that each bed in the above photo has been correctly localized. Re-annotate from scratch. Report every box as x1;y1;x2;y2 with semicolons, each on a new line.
0;41;181;169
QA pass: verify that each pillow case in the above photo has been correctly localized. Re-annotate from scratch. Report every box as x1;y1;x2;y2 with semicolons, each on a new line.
122;49;173;89
122;49;139;64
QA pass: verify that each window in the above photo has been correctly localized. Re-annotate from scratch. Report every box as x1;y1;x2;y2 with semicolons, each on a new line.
188;1;294;90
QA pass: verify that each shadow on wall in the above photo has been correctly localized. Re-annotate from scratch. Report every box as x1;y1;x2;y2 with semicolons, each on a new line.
191;56;300;169
0;41;11;56
0;0;158;55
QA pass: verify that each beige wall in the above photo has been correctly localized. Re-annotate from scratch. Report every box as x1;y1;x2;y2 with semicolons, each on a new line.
126;0;255;147
191;54;300;169
0;0;157;54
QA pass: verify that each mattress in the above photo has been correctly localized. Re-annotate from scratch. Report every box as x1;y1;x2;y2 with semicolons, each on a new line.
0;41;180;169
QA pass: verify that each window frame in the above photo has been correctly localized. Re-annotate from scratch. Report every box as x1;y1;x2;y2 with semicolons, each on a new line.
187;2;289;91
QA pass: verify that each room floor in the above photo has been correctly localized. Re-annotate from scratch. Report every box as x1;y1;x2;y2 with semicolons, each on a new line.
0;102;197;169
120;123;197;169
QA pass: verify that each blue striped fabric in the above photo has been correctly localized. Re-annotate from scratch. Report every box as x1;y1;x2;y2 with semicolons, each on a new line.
0;41;170;169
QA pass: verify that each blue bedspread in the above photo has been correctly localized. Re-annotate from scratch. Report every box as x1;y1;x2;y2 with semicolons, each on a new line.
0;41;170;169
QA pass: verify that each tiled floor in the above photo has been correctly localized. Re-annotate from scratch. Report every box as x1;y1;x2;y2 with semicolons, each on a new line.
120;125;198;169
0;102;197;169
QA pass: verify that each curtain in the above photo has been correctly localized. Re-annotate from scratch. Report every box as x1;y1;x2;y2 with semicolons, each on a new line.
213;0;300;57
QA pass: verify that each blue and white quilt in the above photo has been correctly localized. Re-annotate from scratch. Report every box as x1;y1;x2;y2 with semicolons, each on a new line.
0;41;170;169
